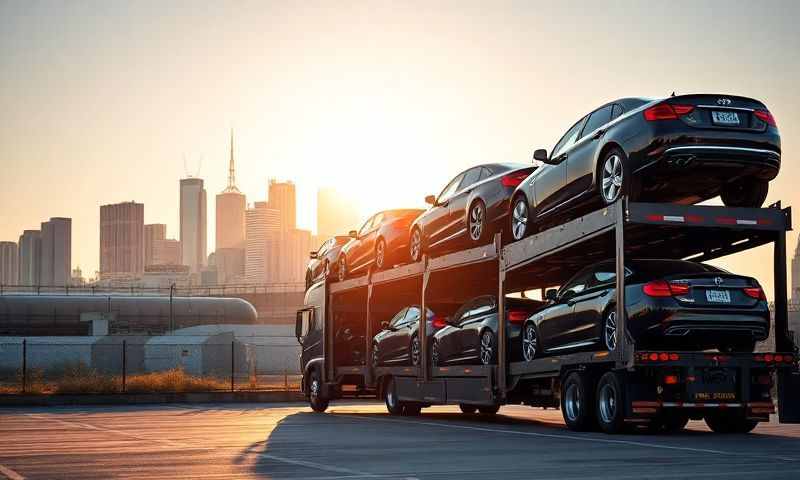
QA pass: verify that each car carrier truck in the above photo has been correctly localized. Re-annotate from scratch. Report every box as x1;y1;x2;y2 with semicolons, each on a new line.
296;199;800;433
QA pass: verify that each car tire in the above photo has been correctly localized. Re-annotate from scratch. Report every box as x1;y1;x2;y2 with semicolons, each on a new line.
385;377;404;415
468;200;488;245
597;148;638;205
721;179;768;208
561;371;596;432
410;335;421;366
704;411;758;434
596;371;627;434
522;321;539;362
479;330;496;365
338;257;347;282
603;307;619;352
375;238;387;270
510;194;530;242
478;405;500;415
409;227;423;263
308;369;329;413
459;404;478;414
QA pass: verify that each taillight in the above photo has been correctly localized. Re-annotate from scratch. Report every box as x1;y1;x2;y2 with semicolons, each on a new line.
743;286;767;301
664;375;679;385
754;109;777;127
642;280;690;297
643;103;695;121
501;171;531;188
507;310;529;324
431;316;447;330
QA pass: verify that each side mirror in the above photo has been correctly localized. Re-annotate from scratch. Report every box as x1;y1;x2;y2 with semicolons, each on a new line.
425;195;436;205
533;149;549;163
349;230;358;238
545;289;558;302
295;311;303;339
309;251;318;259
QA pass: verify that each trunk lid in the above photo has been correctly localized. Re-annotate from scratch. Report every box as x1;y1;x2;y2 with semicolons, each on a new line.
663;272;762;308
662;94;771;132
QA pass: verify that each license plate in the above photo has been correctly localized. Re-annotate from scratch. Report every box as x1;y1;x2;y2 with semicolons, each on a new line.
695;392;737;401
706;289;731;303
711;111;740;125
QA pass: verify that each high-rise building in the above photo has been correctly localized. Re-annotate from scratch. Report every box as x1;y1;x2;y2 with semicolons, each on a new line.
40;217;71;286
180;178;207;273
100;201;144;279
216;130;246;250
317;187;361;240
18;230;41;286
268;179;296;231
152;238;182;266
144;224;167;266
245;201;281;283
0;241;18;285
265;228;313;284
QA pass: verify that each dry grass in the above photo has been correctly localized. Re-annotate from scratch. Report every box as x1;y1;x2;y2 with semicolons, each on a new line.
124;368;228;393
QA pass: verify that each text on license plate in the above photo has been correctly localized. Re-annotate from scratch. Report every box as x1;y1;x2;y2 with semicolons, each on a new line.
706;290;731;303
712;111;740;125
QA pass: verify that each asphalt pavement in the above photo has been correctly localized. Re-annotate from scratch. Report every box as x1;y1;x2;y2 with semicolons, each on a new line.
1;401;799;479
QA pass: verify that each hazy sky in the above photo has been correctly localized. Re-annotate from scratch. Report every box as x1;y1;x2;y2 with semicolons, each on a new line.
1;0;799;294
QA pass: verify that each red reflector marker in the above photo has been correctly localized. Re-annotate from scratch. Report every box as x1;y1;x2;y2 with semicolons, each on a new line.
664;375;679;385
669;353;680;361
649;353;659;361
775;354;784;362
764;354;774;362
659;352;669;361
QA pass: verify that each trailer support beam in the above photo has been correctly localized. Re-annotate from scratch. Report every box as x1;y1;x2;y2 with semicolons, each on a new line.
496;233;507;400
420;255;430;382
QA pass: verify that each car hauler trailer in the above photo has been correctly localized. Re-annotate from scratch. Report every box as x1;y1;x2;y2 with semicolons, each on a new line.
296;199;800;433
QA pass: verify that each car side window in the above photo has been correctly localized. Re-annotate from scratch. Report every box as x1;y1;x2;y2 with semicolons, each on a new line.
437;173;465;204
372;212;384;228
610;104;624;121
458;167;482;190
390;308;409;328
579;105;614;139
559;270;592;300
358;216;374;237
465;296;496;318
551;116;588;159
404;307;421;324
478;167;492;180
588;263;616;289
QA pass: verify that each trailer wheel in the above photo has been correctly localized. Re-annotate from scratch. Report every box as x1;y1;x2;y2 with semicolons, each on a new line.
561;372;596;431
308;369;329;413
704;411;758;434
478;405;500;415
384;377;404;415
459;404;478;414
596;371;627;434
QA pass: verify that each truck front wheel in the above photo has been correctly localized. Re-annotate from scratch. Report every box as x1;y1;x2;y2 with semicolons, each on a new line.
308;370;329;413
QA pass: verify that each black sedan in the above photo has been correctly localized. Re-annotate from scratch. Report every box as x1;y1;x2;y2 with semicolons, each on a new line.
520;259;769;362
509;95;780;241
372;306;447;366
410;163;535;261
306;235;351;289
431;295;544;366
338;209;424;280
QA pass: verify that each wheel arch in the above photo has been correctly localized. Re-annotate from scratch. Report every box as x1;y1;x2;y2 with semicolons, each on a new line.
592;141;625;189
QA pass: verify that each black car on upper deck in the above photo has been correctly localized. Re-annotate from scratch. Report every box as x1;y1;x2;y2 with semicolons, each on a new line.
509;95;781;241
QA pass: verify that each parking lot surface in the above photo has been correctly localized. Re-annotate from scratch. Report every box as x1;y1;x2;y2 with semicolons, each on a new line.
1;401;799;479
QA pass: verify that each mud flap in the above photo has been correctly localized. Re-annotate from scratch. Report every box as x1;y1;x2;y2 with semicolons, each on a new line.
778;370;800;423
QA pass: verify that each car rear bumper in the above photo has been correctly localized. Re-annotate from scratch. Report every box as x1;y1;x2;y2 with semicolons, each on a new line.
658;145;780;179
635;310;769;349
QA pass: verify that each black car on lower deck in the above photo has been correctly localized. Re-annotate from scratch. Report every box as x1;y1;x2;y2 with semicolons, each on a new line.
410;163;535;261
519;259;769;362
431;295;545;366
372;306;446;367
509;94;780;241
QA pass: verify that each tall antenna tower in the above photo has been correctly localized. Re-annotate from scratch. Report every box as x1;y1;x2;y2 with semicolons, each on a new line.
223;129;241;193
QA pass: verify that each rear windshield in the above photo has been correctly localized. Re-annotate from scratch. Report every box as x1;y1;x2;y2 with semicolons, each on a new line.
631;259;721;277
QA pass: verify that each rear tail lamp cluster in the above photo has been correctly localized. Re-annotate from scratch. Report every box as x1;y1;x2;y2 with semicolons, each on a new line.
642;280;689;297
431;316;447;330
743;286;767;301
754;353;795;364
638;352;681;362
754;110;777;127
643;103;695;121
501;171;531;188
506;310;529;325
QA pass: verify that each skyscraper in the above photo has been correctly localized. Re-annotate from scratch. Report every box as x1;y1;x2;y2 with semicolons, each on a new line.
152;238;182;266
144;224;167;266
18;230;41;286
268;179;296;231
265;228;313;284
0;241;18;285
216;131;247;284
180;177;207;273
245;201;280;283
40;217;72;286
317;187;361;240
100;201;144;279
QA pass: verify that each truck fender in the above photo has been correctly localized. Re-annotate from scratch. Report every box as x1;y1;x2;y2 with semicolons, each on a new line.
301;357;325;394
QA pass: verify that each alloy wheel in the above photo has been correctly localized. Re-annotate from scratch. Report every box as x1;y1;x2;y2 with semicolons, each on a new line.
511;198;528;241
410;229;422;262
601;154;624;203
522;323;538;361
564;383;581;422
310;378;320;400
431;341;440;367
410;337;420;366
479;331;494;365
605;310;617;351
469;203;484;241
598;383;617;424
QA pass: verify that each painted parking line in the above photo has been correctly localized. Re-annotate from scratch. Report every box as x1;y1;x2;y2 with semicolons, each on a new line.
336;413;800;462
0;464;24;480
